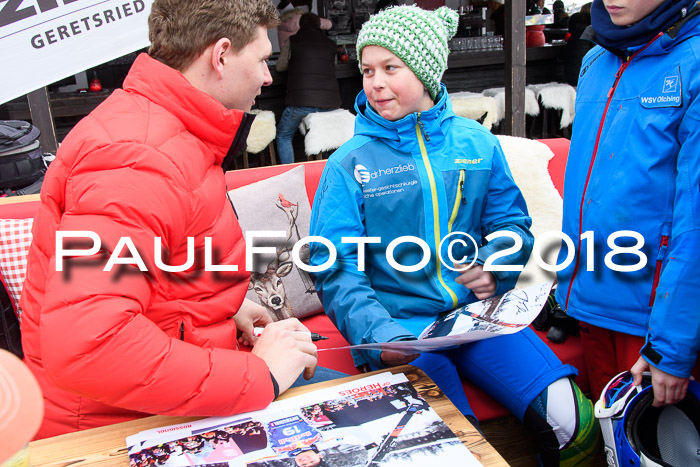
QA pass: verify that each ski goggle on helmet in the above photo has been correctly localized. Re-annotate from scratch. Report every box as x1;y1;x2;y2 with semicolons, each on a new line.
594;371;700;467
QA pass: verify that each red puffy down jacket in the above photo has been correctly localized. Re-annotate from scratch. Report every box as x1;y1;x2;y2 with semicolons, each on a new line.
20;54;273;439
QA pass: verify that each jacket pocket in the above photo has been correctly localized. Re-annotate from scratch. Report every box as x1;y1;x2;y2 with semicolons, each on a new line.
649;234;670;307
447;169;466;233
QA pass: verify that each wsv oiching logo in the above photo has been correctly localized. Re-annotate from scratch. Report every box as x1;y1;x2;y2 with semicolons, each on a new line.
354;163;416;185
639;74;682;107
663;76;678;93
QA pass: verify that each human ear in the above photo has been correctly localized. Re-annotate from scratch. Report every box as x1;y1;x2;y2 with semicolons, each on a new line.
210;38;232;79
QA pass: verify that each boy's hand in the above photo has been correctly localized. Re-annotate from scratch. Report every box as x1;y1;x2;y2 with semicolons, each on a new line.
380;350;419;367
454;263;497;299
631;356;690;407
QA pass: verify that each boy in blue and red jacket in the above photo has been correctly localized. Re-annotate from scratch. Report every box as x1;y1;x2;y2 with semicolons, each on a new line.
557;0;700;403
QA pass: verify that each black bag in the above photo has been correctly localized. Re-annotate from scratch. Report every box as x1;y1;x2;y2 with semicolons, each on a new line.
0;282;23;358
0;120;46;191
533;287;580;344
5;176;45;197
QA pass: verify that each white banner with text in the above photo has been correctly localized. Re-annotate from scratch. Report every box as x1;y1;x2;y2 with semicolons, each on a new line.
1;0;154;104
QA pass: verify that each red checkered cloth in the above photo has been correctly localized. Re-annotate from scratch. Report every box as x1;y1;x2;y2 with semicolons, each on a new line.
0;218;33;322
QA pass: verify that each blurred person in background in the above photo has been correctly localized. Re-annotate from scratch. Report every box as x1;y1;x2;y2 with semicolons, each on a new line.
276;12;341;164
553;0;570;27
564;3;594;85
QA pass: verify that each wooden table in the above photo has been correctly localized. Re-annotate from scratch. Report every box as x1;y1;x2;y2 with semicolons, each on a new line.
28;365;509;466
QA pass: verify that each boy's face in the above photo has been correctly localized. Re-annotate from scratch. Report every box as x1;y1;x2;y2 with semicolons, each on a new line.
361;45;434;122
219;26;273;111
603;0;665;26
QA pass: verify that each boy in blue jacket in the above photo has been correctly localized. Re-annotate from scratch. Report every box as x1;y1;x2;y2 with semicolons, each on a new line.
556;0;700;404
310;6;599;465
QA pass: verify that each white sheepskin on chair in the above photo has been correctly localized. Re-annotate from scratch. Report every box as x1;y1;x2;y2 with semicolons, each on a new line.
301;109;356;156
450;92;498;130
528;82;577;129
496;135;563;289
483;87;540;123
246;110;276;154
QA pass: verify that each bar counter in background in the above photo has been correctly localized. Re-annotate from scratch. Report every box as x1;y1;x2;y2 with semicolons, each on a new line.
258;43;566;116
1;44;566;142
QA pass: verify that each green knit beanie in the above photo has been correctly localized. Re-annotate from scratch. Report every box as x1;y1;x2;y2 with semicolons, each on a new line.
356;5;458;100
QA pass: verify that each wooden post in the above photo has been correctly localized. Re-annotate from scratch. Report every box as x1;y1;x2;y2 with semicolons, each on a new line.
504;0;526;137
26;87;58;154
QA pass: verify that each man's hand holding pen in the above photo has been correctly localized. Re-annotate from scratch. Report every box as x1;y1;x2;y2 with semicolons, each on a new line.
251;319;319;394
253;327;329;342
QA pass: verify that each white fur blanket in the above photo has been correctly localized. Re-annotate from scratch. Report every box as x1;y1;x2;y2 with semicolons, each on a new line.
483;87;541;122
246;110;276;154
527;82;577;129
450;92;498;130
300;109;355;156
497;135;563;289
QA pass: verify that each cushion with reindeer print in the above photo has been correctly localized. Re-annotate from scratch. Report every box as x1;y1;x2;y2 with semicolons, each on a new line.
228;165;322;321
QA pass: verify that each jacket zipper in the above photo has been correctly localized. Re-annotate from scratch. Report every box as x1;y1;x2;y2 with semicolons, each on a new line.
221;112;255;172
417;114;430;141
564;33;662;311
180;321;185;341
415;113;458;308
649;235;669;307
448;169;466;233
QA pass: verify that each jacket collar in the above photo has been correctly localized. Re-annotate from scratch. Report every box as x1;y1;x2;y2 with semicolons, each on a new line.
591;0;697;50
122;53;249;166
354;84;454;154
591;1;700;59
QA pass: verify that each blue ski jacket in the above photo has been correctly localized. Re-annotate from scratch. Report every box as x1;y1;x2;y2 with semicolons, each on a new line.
556;6;700;377
309;86;533;368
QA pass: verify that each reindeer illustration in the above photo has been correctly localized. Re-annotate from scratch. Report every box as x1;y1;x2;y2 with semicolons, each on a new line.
248;194;299;321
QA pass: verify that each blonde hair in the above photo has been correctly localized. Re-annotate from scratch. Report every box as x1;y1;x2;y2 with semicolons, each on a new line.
148;0;279;72
279;7;307;23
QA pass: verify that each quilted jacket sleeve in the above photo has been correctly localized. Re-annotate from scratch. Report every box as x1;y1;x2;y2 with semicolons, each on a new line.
38;143;274;417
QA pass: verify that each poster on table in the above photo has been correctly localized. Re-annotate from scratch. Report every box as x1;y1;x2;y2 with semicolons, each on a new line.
318;281;554;356
126;373;483;466
0;0;155;105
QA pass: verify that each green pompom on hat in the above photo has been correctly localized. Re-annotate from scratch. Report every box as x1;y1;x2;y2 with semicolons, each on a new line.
356;5;458;100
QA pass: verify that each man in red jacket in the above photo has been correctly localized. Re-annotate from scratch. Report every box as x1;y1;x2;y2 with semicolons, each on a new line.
20;0;318;439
